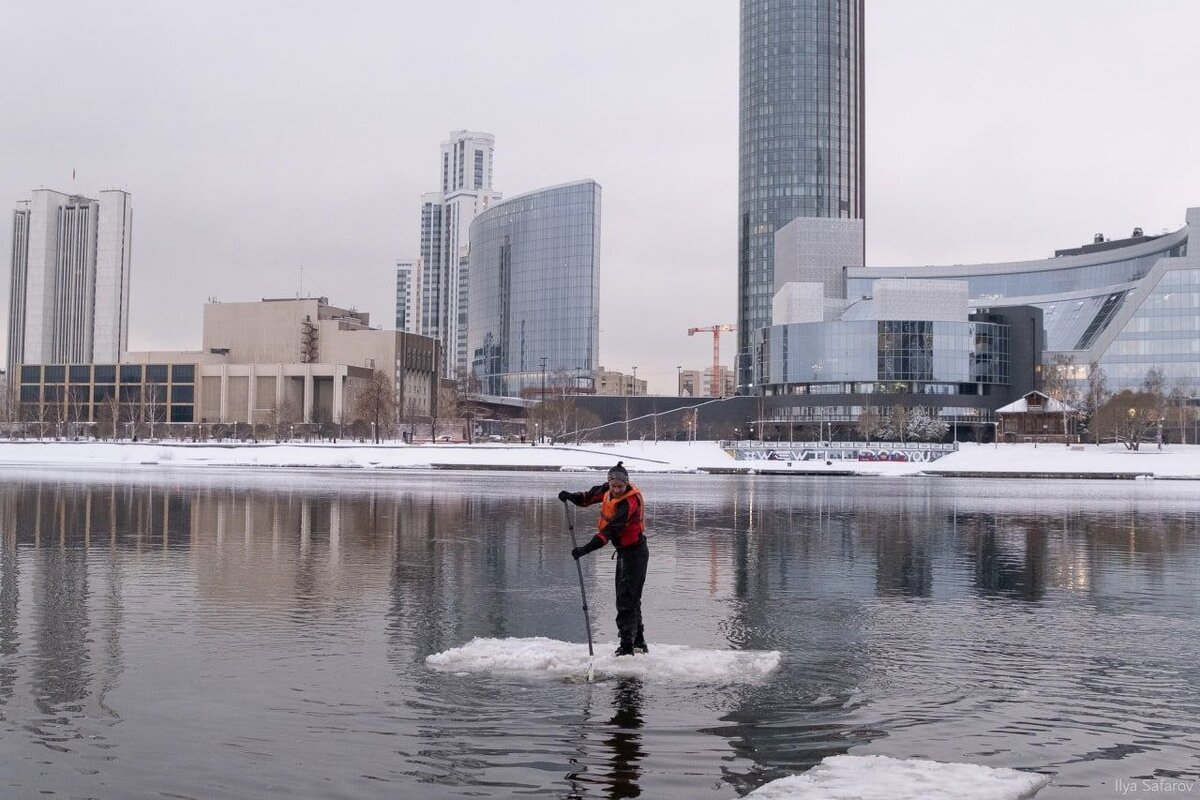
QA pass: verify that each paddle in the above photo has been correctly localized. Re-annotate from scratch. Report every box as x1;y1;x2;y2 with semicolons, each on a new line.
562;499;595;681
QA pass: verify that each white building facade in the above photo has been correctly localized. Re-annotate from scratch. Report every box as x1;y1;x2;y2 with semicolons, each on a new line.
394;258;421;333
417;131;501;379
7;188;132;368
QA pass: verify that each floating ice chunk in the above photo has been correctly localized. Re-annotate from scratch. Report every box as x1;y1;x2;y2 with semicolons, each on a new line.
426;636;779;683
744;755;1050;800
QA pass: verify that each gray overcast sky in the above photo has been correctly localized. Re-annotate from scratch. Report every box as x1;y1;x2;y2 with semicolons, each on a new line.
2;1;1198;394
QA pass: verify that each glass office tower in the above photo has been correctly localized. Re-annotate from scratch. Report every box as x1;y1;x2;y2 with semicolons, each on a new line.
738;0;865;390
468;181;600;398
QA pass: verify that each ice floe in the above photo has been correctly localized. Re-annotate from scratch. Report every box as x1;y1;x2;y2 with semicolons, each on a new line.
744;755;1050;800
425;636;780;683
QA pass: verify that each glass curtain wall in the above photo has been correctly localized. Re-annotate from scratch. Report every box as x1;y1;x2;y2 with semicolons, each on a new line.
738;0;865;390
757;320;1007;393
468;181;600;398
1100;268;1200;390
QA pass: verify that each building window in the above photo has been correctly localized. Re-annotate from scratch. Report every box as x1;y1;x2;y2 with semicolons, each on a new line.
43;365;65;384
94;364;116;383
69;365;91;383
120;364;142;383
145;364;169;383
172;364;195;383
20;365;40;383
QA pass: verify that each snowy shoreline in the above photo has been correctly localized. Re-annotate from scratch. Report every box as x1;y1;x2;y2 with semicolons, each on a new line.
0;439;1198;481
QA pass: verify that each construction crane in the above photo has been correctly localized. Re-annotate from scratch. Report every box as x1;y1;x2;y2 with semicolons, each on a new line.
687;323;736;396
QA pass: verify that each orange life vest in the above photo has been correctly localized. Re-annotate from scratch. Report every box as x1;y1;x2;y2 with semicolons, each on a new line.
598;484;645;548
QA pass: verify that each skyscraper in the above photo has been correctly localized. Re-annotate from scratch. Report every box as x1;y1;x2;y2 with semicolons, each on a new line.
7;188;133;368
417;131;501;378
394;258;421;333
738;0;864;390
468;180;600;398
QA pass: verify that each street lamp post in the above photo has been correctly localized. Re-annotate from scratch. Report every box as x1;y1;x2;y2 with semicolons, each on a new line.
539;356;547;443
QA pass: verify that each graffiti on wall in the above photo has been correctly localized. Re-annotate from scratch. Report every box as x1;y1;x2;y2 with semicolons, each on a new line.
733;443;956;463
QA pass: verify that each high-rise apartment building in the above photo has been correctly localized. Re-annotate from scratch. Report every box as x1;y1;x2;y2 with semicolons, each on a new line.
417;131;501;379
738;0;864;390
7;188;133;368
394;258;421;333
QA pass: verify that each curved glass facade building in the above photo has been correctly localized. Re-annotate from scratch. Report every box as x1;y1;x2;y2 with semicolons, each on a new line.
757;319;1010;390
738;0;865;390
467;181;600;398
846;207;1199;395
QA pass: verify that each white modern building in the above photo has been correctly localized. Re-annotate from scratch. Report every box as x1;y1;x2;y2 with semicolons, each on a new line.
7;188;133;368
394;258;421;333
417;130;502;379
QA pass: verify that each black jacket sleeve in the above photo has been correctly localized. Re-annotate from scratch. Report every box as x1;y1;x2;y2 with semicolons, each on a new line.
571;485;607;507
576;534;605;557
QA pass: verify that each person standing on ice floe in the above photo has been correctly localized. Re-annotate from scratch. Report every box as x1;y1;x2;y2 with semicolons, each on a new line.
558;461;649;657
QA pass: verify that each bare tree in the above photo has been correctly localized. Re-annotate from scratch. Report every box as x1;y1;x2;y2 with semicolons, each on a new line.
142;384;167;440
399;396;424;443
23;395;53;440
1168;382;1191;445
856;407;881;442
1093;390;1160;450
1081;363;1111;444
1041;354;1080;444
887;404;913;444
353;370;396;444
96;393;122;440
268;400;300;442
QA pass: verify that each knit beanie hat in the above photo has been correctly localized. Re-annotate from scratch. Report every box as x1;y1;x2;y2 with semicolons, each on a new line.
607;461;629;483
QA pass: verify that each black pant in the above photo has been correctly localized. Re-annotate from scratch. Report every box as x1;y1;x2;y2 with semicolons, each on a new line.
614;539;649;645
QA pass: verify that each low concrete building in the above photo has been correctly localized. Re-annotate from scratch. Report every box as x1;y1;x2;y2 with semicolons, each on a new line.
14;298;442;430
596;367;646;396
202;298;439;419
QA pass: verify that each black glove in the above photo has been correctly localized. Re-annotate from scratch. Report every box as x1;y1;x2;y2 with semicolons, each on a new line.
571;535;604;560
558;490;571;502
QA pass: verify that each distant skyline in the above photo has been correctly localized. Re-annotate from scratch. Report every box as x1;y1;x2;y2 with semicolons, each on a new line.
2;1;1198;393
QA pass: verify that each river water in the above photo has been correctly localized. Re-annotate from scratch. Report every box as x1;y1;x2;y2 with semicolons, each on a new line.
0;466;1197;799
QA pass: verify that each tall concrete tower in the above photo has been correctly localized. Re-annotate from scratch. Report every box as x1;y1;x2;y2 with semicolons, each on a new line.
417;130;501;378
7;188;132;368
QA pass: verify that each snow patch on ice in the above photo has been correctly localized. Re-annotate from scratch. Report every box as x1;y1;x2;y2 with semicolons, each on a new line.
744;755;1050;800
425;636;780;683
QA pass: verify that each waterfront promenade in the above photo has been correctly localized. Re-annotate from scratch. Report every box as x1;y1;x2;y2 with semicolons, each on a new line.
0;439;1197;480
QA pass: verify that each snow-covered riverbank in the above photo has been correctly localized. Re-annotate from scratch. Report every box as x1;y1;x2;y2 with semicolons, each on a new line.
0;439;1198;480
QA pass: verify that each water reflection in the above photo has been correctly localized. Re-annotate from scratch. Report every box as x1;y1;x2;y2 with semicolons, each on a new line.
602;679;645;799
0;473;1194;798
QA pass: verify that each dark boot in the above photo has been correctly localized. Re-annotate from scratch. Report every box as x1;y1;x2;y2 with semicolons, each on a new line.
614;639;634;657
633;626;648;655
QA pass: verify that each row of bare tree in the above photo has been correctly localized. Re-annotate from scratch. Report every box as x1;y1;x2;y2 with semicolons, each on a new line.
1041;357;1196;449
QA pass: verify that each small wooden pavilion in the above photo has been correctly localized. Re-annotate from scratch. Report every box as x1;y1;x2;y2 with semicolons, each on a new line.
996;391;1075;443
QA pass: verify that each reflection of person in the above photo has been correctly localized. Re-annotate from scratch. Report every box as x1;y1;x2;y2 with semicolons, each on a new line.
603;678;645;799
558;461;649;657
